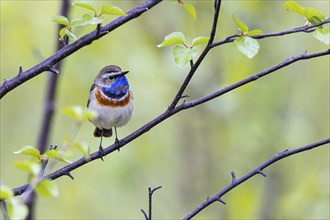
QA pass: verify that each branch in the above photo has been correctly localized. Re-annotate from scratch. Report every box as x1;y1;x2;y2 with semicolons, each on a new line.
211;18;330;47
141;186;162;220
168;0;223;110
0;0;163;99
12;48;329;196
183;138;330;220
178;48;330;110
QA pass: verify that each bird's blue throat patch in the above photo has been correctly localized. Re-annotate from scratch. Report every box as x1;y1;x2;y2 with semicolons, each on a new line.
101;76;129;99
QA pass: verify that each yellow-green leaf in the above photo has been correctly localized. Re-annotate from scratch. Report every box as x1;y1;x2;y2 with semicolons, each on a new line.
7;198;28;220
191;36;209;47
73;141;91;161
157;32;186;48
15;160;41;176
101;5;127;16
232;14;249;33
183;3;197;19
82;13;103;25
234;36;260;59
313;27;329;45
35;179;59;198
50;15;69;26
64;29;77;40
45;149;72;163
304;7;326;24
59;27;67;38
173;46;197;67
71;18;88;27
0;184;13;200
247;29;263;36
14;145;40;160
72;2;96;13
283;1;304;16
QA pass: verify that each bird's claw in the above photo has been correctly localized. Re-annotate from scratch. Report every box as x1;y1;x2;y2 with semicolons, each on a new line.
98;146;105;161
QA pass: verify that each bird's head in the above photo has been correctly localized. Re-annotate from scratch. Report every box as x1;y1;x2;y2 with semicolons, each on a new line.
95;65;129;87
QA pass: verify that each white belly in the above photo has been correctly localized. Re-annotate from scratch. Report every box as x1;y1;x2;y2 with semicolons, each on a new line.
88;91;133;129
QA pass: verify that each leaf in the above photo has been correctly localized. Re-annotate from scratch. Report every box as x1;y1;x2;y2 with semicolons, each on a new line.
50;15;69;26
15;160;41;176
101;5;127;16
234;36;260;59
191;36;209;47
59;27;67;38
72;2;96;13
283;1;304;16
35;179;59;198
0;184;13;200
45;149;72;163
304;7;326;24
61;105;96;122
64;29;77;40
183;3;197;19
7;198;28;220
73;141;91;161
173;46;197;67
14;145;40;160
232;14;249;33
157;32;186;48
82;13;103;24
247;29;263;36
70;18;88;27
313;27;329;45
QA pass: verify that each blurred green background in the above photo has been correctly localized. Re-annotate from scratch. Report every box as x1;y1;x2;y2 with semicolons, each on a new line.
1;0;329;219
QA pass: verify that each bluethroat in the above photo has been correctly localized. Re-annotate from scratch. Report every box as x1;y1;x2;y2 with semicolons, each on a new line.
87;65;133;157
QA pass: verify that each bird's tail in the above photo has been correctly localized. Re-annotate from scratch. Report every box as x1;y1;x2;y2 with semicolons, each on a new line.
94;128;113;137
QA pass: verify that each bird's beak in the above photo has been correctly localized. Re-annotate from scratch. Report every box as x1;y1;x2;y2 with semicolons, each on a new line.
119;70;129;77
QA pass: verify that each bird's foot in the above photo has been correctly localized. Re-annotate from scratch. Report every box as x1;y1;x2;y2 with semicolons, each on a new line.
115;138;120;152
98;146;105;161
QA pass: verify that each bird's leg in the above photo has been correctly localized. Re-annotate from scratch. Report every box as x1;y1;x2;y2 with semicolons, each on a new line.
98;130;105;161
114;126;120;151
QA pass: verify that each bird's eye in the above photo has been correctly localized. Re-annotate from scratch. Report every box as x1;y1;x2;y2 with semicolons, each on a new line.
109;76;114;80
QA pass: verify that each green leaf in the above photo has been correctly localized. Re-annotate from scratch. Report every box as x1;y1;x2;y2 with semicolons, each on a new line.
173;46;197;67
247;29;263;36
72;2;96;13
101;5;127;16
73;141;91;161
82;13;103;24
45;149;72;163
7;198;28;220
313;27;329;45
234;36;260;59
232;14;249;33
304;7;326;24
35;179;59;198
183;3;197;19
0;184;13;200
59;27;67;38
70;18;88;27
157;32;186;48
283;1;304;16
14;145;40;160
50;15;69;26
191;36;209;47
61;105;96;122
15;160;41;175
64;29;77;40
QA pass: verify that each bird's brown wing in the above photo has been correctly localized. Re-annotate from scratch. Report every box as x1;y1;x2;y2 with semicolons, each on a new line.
87;84;96;107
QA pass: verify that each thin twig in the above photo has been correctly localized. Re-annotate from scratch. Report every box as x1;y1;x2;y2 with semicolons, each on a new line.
141;186;162;220
211;18;330;48
12;48;329;196
183;138;330;220
0;0;164;99
168;0;223;111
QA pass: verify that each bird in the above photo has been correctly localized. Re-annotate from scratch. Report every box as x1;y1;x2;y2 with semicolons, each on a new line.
87;65;133;158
